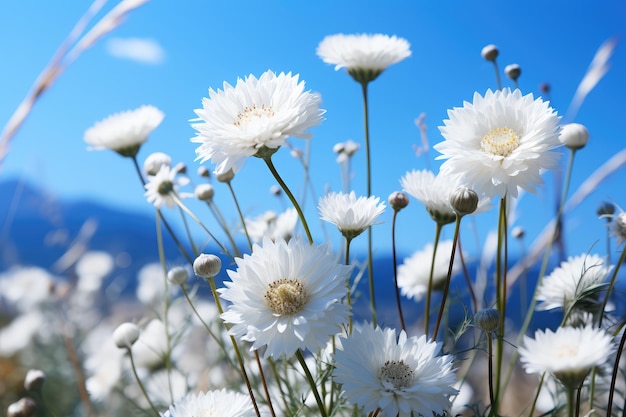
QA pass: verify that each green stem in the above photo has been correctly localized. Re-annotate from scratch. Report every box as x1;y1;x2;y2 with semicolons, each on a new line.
492;60;502;90
425;223;443;337
254;352;277;417
226;181;253;251
206;199;241;257
494;196;508;412
432;216;462;341
262;155;313;244
526;373;545;417
296;349;328;417
606;319;626;417
599;243;626;328
486;332;496;416
127;348;161;417
155;215;174;404
566;386;575;417
178;205;198;257
345;237;354;334
391;210;406;332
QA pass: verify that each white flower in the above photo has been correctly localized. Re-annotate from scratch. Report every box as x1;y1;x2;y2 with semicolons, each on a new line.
434;89;562;199
161;389;260;417
76;251;114;293
136;262;176;306
244;208;298;243
144;165;190;209
317;33;411;83
191;70;324;175
112;322;140;349
318;191;386;239
84;105;164;157
333;139;360;163
401;169;490;225
601;205;626;245
559;123;589;150
143;151;172;175
220;236;352;359
536;253;612;314
333;324;458;417
397;240;461;302
519;325;614;389
0;266;56;313
132;319;169;369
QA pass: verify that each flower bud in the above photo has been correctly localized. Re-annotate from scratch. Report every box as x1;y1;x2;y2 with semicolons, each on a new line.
450;187;479;216
195;184;214;201
24;369;46;392
559;123;589;150
505;64;521;81
197;166;210;178
217;169;235;183
143;152;172;176
388;191;409;211
270;185;282;196
333;142;345;154
7;398;37;417
597;202;615;217
290;148;303;159
193;253;222;279
481;44;499;61
173;162;187;174
167;266;188;285
113;322;140;349
475;308;500;332
511;226;525;239
540;83;551;94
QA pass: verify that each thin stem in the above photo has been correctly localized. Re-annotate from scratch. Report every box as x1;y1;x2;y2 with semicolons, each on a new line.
345;236;354;334
492;60;502;90
359;81;377;327
486;332;496;415
296;350;328;417
566;386;575;417
206;200;241;257
494;196;508;412
226;181;253;251
606;320;626;417
62;329;95;417
178;205;199;257
127;348;161;417
262;155;313;244
458;237;478;314
432;216;462;341
599;243;626;328
575;385;582;417
425;223;443;337
254;352;277;417
391;210;406;331
526;373;545;417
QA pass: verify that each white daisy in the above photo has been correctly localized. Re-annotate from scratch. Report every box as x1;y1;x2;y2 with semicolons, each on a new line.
191;70;324;175
317;33;411;83
601;205;626;245
143;151;172;175
84;105;164;157
434;88;562;199
318;191;386;239
333;139;360;163
220;236;352;359
244;208;298;243
397;240;461;302
144;165;190;209
333;324;458;417
536;253;612;314
519;325;614;389
161;389;260;417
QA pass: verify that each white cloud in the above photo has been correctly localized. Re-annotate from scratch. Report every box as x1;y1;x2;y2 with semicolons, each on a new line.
105;37;165;65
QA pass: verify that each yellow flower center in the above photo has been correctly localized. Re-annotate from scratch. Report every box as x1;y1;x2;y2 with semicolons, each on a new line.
377;360;415;389
555;344;579;359
157;180;174;196
264;278;309;315
481;127;520;157
234;104;275;127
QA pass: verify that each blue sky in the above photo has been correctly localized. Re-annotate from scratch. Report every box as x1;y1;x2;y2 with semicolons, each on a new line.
1;0;625;259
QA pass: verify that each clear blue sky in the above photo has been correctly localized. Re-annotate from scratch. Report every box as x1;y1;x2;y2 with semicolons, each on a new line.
1;0;625;258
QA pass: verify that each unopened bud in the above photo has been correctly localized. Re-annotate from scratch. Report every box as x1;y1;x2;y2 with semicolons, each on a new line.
505;64;521;81
193;254;222;279
559;123;589;150
217;169;235;183
113;322;140;349
333;143;345;154
512;226;525;239
597;202;615;217
540;83;551;94
173;162;187;174
475;308;500;332
270;185;282;196
450;187;479;216
167;266;188;285
143;152;172;176
7;398;37;417
195;184;214;201
24;369;46;392
388;191;409;211
481;44;499;61
197;166;210;178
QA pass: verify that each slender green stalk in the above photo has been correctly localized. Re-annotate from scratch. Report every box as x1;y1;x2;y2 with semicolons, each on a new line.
205;200;241;257
424;223;443;337
493;196;508;413
391;210;406;331
268;359;294;417
598;243;626;328
457;237;478;314
254;353;277;417
486;332;496;416
127;348;161;417
345;236;354;334
178;205;199;257
155;215;174;404
226;181;253;251
262;155;313;244
491;60;502;90
606;319;626;417
575;385;582;417
566;386;575;417
432;216;462;341
526;373;545;417
296;349;328;417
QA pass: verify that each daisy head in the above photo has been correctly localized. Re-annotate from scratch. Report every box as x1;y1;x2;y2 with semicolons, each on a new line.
191;70;324;175
601;204;626;246
317;33;411;84
333;324;458;417
536;253;612;320
397;240;461;302
161;389;261;417
84;105;164;158
144;165;190;209
519;325;614;390
318;191;386;240
244;208;299;244
434;89;562;199
219;236;352;359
